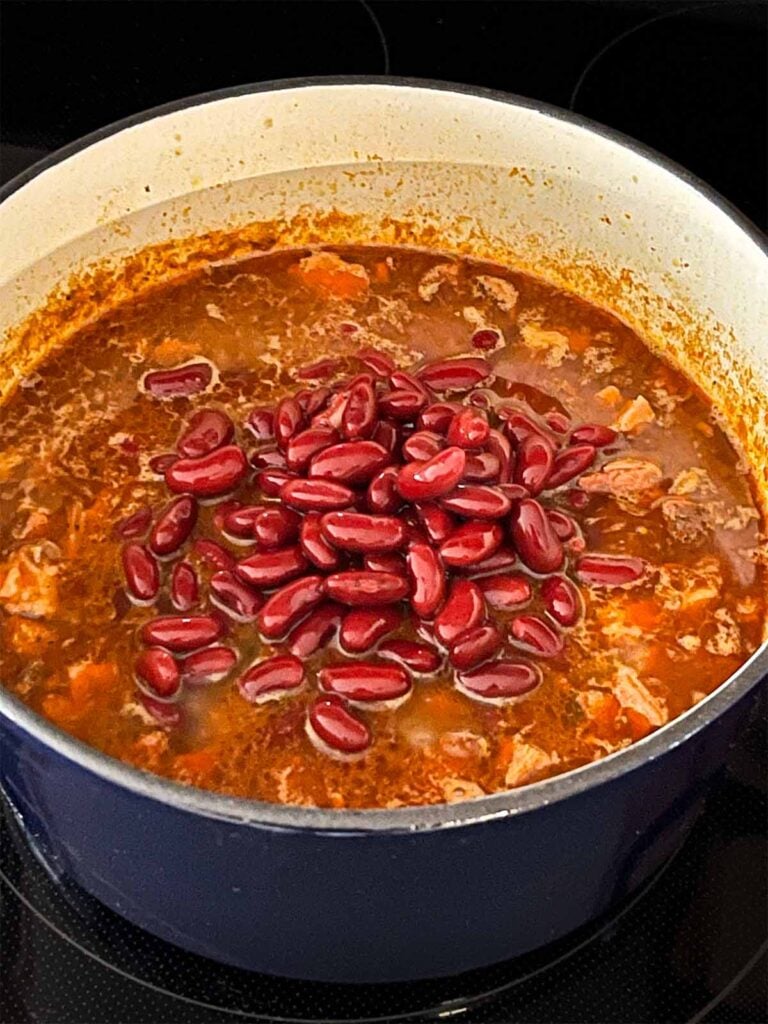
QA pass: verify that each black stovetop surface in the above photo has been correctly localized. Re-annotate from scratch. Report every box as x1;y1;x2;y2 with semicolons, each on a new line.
1;3;766;1022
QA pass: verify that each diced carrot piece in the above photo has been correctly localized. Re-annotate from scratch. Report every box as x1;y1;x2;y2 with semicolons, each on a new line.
68;662;118;706
173;749;217;779
624;598;660;630
372;260;390;283
567;328;592;354
625;708;653;740
289;252;369;299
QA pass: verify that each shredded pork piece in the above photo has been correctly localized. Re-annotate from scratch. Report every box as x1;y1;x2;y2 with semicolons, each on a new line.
705;608;742;656
579;457;663;498
612;665;668;726
519;323;570;367
658;496;712;543
441;778;486;802
669;468;714;496
0;545;59;619
612;395;656;433
440;731;490;760
503;739;557;787
474;274;519;313
417;263;460;301
596;385;622;406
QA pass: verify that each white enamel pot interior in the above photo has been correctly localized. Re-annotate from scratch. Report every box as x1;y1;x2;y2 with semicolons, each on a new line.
0;78;766;833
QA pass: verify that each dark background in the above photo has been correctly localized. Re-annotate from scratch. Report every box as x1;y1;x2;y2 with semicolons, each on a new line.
1;3;766;1023
1;0;767;228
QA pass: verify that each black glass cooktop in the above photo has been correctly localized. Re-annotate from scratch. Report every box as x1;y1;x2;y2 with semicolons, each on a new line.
1;3;766;1022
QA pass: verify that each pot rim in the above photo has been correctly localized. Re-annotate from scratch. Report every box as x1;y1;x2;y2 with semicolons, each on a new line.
1;75;766;834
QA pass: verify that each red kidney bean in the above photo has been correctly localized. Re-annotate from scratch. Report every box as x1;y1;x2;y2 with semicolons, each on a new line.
256;468;297;497
309;440;391;485
312;389;349;430
378;639;442;674
258;575;325;639
439;521;504;568
547;509;577;540
415;503;456;544
307;695;371;755
275;396;303;449
570;423;618;447
285;425;339;471
540;575;582;626
239;653;305;703
372;419;399;455
142;361;214;398
176;408;234;458
456;660;541;702
148;453;178;475
320;511;406;552
576;553;646;586
510;614;564;657
165;446;247;498
170;561;199;611
114;506;152;539
463;451;501;483
149;495;197;557
446;407;490;448
510;498;564;574
209;571;263;621
357;345;395;376
135;648;181;700
297;358;343;380
339;606;402;653
396;446;466;501
378;388;426;419
325;571;409;606
471;328;501;350
390;369;428;395
254;508;301;549
139;692;183;727
340;379;376;440
468;390;492;409
319;663;411;705
220;504;267;541
417;357;491;392
440;484;512;520
501;409;549;445
449;623;504;671
363;552;407;576
545;411;570;434
406;542;445;618
462;546;519;578
213;499;243;533
546;444;597;489
287;602;343;658
486;427;515;482
479;572;532;610
514;434;555;496
434;579;485;646
235;545;308;588
402;430;444;462
299;513;342;570
297;386;332;419
180;646;238;685
280;478;356;512
418;402;462;434
122;543;159;603
366;466;402;514
246;408;275;441
249;447;288;471
191;538;236;572
141;614;224;651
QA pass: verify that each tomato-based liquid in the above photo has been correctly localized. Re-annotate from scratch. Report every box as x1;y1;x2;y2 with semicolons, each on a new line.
0;248;764;807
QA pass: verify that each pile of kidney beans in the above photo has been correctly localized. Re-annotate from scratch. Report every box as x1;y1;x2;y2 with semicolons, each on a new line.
117;349;646;758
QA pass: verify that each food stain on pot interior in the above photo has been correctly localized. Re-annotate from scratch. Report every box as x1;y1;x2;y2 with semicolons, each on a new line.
0;240;765;809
